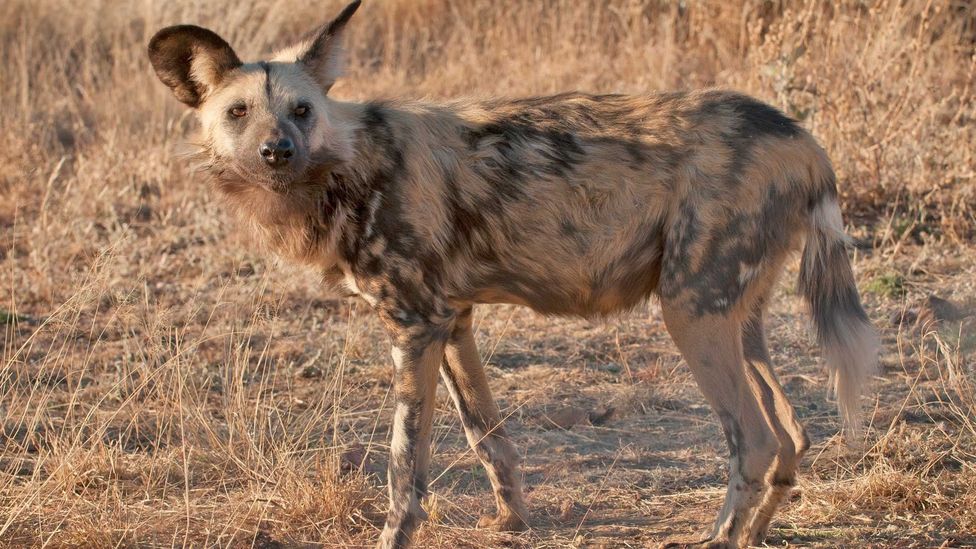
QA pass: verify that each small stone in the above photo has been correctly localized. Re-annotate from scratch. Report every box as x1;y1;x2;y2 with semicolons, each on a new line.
924;295;965;322
541;406;588;430
914;295;967;328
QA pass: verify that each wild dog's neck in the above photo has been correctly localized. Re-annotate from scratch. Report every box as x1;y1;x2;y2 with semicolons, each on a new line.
327;100;413;267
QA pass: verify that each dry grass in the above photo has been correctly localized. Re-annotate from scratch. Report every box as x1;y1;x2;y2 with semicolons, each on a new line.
1;0;974;547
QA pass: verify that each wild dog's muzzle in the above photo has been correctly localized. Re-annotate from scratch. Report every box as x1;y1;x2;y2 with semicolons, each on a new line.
259;137;295;167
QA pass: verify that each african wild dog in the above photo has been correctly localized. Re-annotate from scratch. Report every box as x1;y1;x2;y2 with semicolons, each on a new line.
148;2;879;547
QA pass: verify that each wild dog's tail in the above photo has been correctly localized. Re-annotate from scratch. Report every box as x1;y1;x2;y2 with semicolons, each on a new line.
798;174;879;438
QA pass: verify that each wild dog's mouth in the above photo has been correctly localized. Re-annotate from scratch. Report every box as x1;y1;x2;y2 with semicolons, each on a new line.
222;164;292;193
212;152;343;195
255;170;300;194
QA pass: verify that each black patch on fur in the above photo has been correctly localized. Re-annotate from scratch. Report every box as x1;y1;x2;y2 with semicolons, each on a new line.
259;61;272;100
347;103;419;262
344;162;457;344
559;219;578;236
442;171;500;263
491;459;517;503
361;102;391;137
660;185;804;316
697;92;801;183
729;95;800;138
658;201;700;298
718;411;743;461
389;395;424;499
465;108;587;198
741;307;771;364
624;141;648;164
771;474;796;488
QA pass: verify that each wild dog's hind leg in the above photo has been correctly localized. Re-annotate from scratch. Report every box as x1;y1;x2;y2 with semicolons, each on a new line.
440;307;528;532
660;302;780;549
741;303;810;544
377;316;450;549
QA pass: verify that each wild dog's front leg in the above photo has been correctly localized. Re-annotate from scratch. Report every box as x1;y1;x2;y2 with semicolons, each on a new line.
440;307;528;532
377;317;450;549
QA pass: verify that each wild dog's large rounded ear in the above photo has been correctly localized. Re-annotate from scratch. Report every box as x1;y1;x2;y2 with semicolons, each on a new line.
294;0;361;93
148;25;242;108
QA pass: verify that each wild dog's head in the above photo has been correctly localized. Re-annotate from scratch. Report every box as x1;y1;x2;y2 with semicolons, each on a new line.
148;1;361;194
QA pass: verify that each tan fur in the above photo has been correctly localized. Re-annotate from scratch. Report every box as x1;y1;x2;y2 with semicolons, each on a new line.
148;4;878;547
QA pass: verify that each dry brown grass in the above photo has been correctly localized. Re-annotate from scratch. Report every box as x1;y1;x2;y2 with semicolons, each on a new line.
1;1;974;547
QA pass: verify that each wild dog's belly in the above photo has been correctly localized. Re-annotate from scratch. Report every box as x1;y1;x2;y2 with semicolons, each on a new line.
466;211;665;317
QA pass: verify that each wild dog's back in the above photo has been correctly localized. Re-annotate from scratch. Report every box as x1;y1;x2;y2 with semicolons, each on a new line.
359;90;836;317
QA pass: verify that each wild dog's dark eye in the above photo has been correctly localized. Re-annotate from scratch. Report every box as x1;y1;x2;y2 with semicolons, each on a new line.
294;104;310;117
229;105;248;118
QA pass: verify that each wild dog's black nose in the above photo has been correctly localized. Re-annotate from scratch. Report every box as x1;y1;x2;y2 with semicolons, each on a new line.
259;138;294;166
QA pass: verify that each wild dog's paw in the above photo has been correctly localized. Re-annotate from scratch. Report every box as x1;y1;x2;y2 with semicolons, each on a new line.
476;511;528;533
375;528;408;549
748;525;771;547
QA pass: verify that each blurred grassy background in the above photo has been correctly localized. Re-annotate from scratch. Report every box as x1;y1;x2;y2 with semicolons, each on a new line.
1;1;974;547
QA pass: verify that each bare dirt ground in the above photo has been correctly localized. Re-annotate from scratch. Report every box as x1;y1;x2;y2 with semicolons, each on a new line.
3;241;974;548
2;1;975;547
